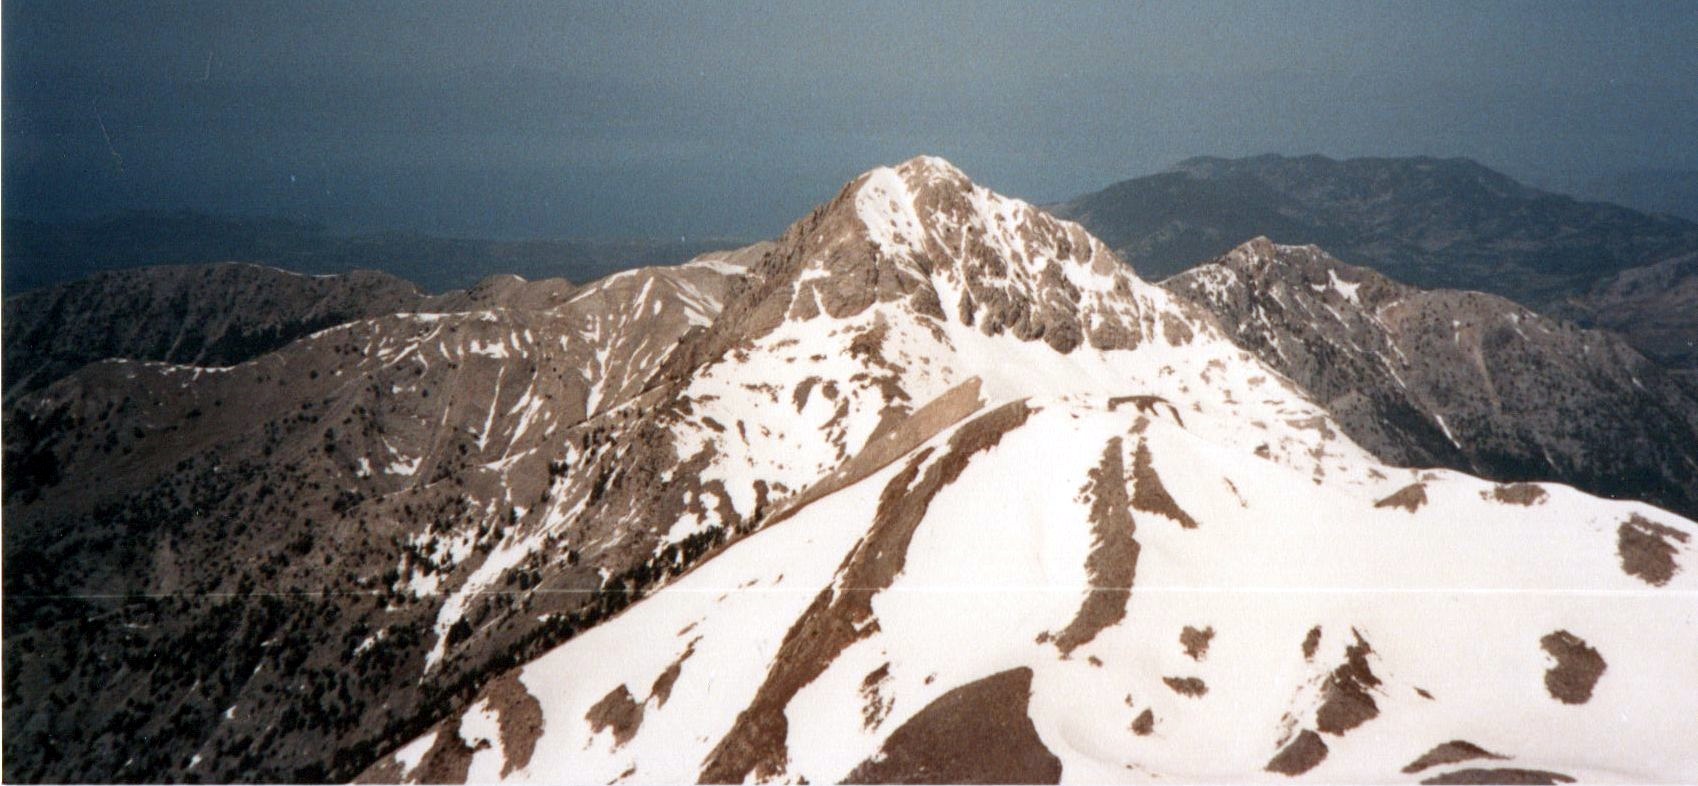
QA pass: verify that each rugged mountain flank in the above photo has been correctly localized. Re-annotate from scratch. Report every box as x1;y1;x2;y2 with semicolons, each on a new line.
2;250;760;782
1550;251;1698;381
357;163;1697;785
1165;238;1698;520
2;263;431;400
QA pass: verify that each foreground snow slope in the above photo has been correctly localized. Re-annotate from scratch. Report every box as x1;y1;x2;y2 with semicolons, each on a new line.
361;157;1697;784
367;396;1696;784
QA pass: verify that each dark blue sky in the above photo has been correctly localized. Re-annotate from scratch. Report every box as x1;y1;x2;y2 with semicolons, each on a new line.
5;0;1696;239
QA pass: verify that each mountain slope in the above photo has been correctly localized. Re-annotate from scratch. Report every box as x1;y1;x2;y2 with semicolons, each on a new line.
1052;155;1698;372
1164;238;1698;520
357;158;1696;783
10;157;1698;784
3;158;1364;783
2;250;762;783
365;346;1697;785
1550;250;1698;381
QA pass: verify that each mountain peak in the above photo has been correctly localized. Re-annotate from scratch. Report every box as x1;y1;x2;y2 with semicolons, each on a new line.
773;156;1177;355
1220;236;1330;268
891;154;969;182
850;155;975;211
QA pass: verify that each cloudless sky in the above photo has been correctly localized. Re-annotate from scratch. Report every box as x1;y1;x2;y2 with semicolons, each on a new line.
5;0;1696;238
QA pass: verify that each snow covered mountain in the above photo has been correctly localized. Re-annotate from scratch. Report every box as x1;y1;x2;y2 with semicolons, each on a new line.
353;158;1698;784
7;157;1696;784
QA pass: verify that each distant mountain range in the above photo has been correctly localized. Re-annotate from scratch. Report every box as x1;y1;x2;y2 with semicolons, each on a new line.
1053;154;1698;374
1;211;746;295
13;158;1696;377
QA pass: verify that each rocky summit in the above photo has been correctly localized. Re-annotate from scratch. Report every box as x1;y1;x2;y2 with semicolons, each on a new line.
5;157;1696;784
1165;238;1698;521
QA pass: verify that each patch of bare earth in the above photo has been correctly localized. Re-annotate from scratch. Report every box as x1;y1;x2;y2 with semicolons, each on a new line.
1617;513;1690;586
792;376;821;412
1130;438;1199;529
1162;677;1207;697
1107;394;1185;427
1051;437;1140;655
1420;768;1575;785
841;667;1062;785
1374;482;1427;512
1265;729;1328;776
410;717;477;784
649;637;700;708
861;663;894;729
1486;483;1548;506
482;672;545;777
1539;631;1605;704
1315;630;1380;735
585;685;644;748
1130;708;1155;736
1180;625;1214;661
1402;740;1508;774
698;401;1034;784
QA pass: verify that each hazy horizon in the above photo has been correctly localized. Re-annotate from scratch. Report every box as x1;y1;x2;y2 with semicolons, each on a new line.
6;1;1697;239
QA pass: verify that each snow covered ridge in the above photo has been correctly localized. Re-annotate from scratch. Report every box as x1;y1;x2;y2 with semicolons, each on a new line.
366;396;1697;784
361;158;1698;784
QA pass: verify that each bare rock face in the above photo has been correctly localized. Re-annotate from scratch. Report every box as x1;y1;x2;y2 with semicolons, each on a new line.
1166;238;1698;520
1314;632;1382;735
1402;740;1508;774
584;686;645;748
1539;631;1606;704
1049;437;1140;656
841;668;1062;785
1420;767;1576;785
1265;729;1329;776
1374;482;1428;512
1617;513;1691;586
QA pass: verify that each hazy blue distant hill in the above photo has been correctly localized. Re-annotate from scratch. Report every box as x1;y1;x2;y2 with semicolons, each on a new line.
1054;155;1698;373
2;211;746;294
1054;154;1698;306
